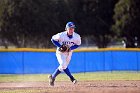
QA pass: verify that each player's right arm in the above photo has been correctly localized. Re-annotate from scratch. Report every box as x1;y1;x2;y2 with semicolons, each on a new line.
51;33;62;47
51;39;61;47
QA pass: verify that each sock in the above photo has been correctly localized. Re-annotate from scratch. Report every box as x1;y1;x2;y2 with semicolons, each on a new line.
63;68;74;80
52;68;61;79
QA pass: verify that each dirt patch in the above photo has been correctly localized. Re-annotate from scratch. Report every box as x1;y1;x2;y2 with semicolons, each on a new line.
0;81;140;93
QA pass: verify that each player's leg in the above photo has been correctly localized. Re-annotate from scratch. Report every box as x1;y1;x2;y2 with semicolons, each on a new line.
64;67;77;84
55;52;77;84
48;74;55;86
48;68;61;86
64;53;77;84
48;53;65;86
52;68;61;79
60;53;77;84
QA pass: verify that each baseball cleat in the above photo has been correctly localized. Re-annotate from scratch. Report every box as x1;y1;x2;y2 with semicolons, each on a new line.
72;79;77;84
48;75;55;86
71;78;77;84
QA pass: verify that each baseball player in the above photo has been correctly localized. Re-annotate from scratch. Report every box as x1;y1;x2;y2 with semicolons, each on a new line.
48;22;81;86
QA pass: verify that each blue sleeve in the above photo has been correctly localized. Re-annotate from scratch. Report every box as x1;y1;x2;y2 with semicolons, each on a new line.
70;45;79;50
51;39;61;47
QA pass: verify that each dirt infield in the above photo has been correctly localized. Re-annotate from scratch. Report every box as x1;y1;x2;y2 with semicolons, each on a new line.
0;81;140;93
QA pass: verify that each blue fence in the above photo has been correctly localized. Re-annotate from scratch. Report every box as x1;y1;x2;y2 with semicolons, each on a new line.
0;49;140;74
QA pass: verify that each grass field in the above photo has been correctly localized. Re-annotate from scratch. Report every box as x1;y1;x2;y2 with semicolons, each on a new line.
0;71;140;93
0;71;140;82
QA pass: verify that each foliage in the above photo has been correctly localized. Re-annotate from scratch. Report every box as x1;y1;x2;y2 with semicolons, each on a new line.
112;0;140;47
1;0;137;48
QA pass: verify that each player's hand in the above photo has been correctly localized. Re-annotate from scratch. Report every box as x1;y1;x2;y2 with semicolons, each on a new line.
58;44;70;52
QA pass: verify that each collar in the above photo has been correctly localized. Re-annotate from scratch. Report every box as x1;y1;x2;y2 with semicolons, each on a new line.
67;33;73;39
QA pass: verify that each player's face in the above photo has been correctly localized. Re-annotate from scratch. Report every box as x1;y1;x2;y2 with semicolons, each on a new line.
67;28;75;35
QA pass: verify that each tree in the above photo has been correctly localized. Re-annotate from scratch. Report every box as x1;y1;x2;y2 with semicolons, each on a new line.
0;0;53;48
70;0;118;48
0;0;78;48
112;0;140;47
0;0;119;48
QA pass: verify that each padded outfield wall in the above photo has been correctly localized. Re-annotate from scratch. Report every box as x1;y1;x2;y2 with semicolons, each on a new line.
0;48;140;74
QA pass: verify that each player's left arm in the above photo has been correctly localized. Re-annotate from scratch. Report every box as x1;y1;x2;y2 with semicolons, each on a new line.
70;35;81;50
69;45;79;50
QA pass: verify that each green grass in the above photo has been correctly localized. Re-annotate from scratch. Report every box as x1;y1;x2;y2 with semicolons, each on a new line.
0;71;140;82
74;71;140;80
0;72;140;93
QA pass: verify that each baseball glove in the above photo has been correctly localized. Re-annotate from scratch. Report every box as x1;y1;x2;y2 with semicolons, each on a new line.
59;44;70;52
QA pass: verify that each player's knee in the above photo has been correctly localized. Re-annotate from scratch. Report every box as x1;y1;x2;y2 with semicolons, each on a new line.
58;66;67;71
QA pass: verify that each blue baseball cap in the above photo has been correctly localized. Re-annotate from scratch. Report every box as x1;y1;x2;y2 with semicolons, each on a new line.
66;22;76;28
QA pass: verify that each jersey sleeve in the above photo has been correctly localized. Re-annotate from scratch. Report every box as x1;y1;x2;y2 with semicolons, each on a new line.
51;39;61;47
70;45;79;50
76;35;81;45
52;33;61;41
